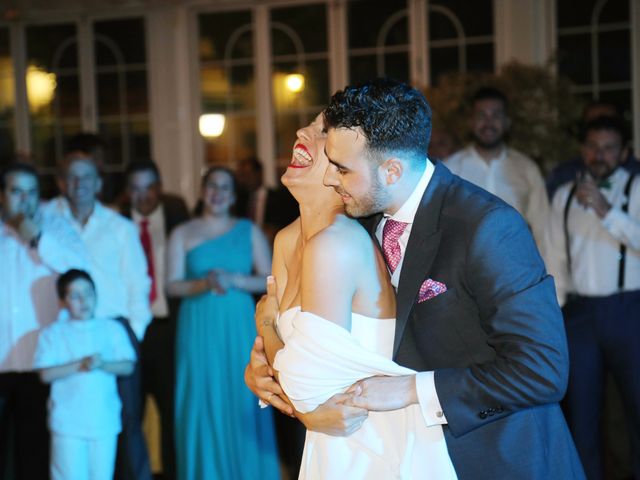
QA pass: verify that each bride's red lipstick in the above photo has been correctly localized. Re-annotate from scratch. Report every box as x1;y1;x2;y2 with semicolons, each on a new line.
289;143;312;168
294;144;311;156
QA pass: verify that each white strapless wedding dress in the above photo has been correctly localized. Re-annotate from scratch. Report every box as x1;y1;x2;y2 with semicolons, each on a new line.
274;307;457;480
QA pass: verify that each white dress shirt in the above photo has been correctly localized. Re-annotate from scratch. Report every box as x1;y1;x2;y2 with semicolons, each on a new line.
374;160;448;427
445;145;549;257
0;210;88;372
43;198;152;340
132;206;169;318
34;315;136;437
545;167;640;306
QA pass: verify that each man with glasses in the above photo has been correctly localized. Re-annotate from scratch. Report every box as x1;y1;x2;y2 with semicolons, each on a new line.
0;163;87;479
545;116;640;479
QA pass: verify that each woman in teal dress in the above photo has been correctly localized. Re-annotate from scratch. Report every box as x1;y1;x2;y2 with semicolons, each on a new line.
167;166;280;480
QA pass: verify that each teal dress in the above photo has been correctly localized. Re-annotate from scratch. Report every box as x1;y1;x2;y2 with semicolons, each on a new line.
175;219;280;480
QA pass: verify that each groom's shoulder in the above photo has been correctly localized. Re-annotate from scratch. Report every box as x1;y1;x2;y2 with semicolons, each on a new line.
433;170;520;230
423;170;526;239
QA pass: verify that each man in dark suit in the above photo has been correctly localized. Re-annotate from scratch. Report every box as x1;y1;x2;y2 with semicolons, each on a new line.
122;160;190;480
247;79;584;478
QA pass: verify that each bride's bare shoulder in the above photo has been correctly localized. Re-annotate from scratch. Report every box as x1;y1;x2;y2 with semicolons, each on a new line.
305;215;371;262
328;215;371;245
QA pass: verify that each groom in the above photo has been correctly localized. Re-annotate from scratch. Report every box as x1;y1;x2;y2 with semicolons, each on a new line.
246;79;584;478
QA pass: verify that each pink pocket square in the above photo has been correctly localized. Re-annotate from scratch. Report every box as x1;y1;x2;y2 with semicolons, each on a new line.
418;279;447;303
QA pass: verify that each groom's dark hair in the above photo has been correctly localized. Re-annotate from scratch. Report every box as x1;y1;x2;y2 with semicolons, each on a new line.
323;78;432;165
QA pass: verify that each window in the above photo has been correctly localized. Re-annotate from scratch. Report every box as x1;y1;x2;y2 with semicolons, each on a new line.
557;0;632;120
271;3;329;170
0;27;15;167
199;10;256;168
348;0;410;84
26;23;80;171
428;0;494;85
94;17;150;171
2;16;150;198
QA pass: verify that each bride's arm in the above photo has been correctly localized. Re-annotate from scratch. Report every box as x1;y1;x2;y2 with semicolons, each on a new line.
256;227;291;366
299;231;356;329
259;228;356;364
256;230;369;431
256;275;367;433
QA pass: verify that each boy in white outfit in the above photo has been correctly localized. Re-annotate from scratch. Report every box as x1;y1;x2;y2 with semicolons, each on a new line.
34;269;136;480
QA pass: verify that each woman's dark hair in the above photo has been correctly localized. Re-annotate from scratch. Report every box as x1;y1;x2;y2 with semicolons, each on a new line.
56;269;96;300
193;165;238;216
470;86;509;112
581;115;629;145
125;159;162;184
0;163;39;192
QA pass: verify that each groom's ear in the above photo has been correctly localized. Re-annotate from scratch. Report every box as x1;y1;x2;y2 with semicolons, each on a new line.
380;157;403;185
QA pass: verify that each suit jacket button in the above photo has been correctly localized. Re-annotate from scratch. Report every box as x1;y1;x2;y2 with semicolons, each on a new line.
478;411;488;419
496;406;504;413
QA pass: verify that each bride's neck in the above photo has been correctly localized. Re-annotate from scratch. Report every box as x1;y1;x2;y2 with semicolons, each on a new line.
298;201;344;242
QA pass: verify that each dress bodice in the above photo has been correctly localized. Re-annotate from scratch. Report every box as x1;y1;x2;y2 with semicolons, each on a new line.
277;306;396;359
273;307;458;479
184;219;252;279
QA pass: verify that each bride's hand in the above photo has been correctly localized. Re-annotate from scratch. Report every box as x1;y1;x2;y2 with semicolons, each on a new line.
244;336;294;416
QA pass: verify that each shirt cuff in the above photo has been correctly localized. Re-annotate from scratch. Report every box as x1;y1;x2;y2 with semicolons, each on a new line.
415;371;447;426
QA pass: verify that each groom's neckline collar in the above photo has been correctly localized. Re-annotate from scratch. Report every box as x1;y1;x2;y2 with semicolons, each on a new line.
383;159;435;224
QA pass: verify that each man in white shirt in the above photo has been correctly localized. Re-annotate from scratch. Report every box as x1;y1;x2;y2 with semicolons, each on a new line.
445;87;549;255
43;155;153;480
122;160;189;479
0;163;87;479
545;116;640;479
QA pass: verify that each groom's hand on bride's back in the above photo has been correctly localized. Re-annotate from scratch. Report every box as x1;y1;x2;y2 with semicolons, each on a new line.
298;393;369;437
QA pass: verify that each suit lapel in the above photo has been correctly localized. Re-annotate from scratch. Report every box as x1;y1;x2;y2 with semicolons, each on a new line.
393;162;450;355
360;213;383;238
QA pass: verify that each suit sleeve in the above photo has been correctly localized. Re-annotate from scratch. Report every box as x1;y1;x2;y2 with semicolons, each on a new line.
434;206;569;437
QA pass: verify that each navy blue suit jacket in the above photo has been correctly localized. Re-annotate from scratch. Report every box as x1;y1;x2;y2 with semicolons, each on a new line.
364;163;585;479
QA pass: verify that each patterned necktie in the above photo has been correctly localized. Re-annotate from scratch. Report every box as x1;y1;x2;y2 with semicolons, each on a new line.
382;219;409;274
139;219;157;303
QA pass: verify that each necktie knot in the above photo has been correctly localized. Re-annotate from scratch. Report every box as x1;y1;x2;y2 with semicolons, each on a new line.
382;219;408;274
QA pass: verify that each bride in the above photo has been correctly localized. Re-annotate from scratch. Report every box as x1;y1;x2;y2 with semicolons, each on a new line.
248;114;457;479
